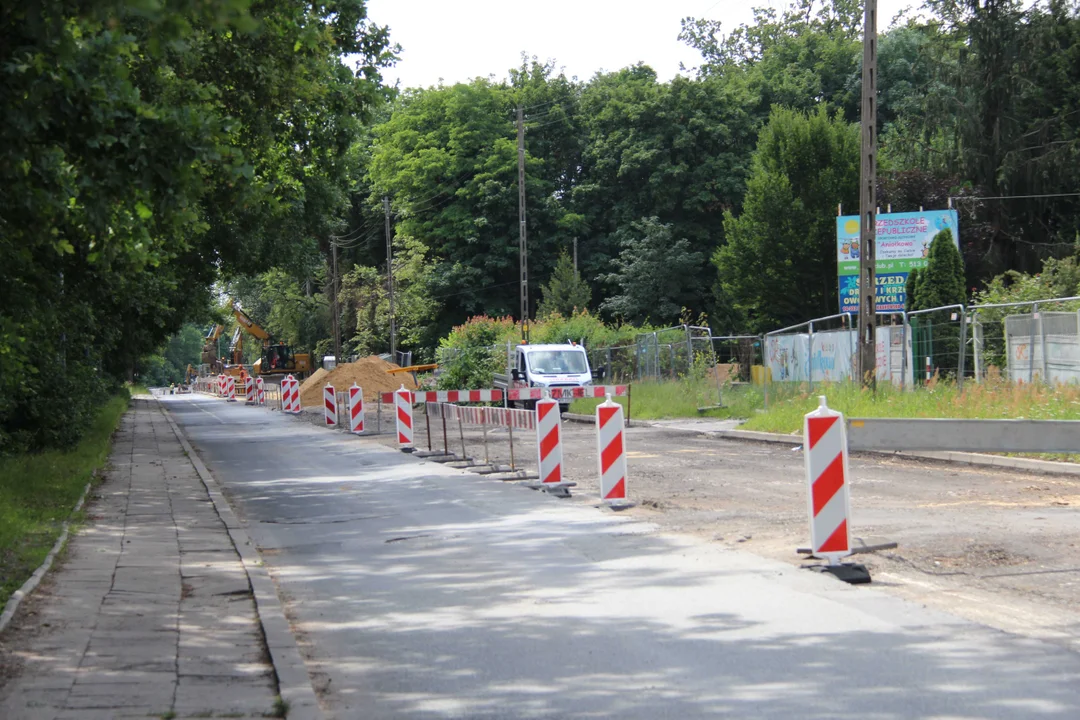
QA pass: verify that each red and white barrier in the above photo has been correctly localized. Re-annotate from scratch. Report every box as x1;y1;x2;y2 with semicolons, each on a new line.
283;374;300;414
507;385;629;401
226;375;237;402
256;377;265;406
596;395;627;502
244;376;255;405
485;406;535;430
536;398;563;486
324;384;337;426
803;396;852;563
217;375;226;397
395;385;414;448
348;384;364;434
379;389;503;404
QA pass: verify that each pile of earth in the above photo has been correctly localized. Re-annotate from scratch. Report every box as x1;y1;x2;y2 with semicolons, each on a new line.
299;356;416;407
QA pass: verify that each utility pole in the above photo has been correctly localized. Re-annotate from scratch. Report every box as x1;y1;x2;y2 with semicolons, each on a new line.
517;104;529;343
857;0;878;389
383;195;397;362
331;241;341;362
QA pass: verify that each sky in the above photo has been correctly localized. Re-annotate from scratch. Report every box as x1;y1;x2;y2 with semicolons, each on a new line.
364;0;915;90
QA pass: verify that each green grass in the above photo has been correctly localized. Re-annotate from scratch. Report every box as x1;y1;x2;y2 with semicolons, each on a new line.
569;380;766;421
128;382;151;397
0;392;130;608
742;373;1080;436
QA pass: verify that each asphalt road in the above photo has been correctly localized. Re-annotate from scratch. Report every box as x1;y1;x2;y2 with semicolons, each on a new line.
166;394;1080;719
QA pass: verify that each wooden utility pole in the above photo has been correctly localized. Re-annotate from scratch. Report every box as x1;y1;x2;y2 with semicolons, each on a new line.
331;241;341;362
383;195;397;361
517;104;530;343
857;0;878;389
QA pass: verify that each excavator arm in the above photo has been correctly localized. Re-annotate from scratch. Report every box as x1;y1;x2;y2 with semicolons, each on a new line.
232;304;271;344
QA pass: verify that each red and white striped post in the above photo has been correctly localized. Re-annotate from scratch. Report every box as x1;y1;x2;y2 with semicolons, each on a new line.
596;394;628;503
925;356;931;382
217;375;226;397
226;375;237;402
256;377;265;406
536;397;563;486
395;385;414;449
323;384;337;427
348;384;364;434
803;396;852;564
283;374;299;414
244;376;255;405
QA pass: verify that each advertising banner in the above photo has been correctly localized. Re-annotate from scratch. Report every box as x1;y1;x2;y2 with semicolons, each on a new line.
837;209;959;314
766;326;911;387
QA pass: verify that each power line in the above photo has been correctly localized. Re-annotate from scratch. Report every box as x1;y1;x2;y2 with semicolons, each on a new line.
949;192;1080;205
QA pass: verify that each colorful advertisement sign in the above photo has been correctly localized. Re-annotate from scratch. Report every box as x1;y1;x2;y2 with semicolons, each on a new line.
837;209;959;314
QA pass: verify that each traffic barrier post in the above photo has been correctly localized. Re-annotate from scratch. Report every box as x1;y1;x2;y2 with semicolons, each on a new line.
256;377;265;406
348;384;364;434
802;396;868;583
324;384;337;427
226;376;237;402
596;394;628;504
244;376;255;405
536;398;563;486
395;385;414;450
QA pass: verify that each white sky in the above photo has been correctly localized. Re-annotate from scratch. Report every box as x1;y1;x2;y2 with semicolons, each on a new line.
365;0;916;90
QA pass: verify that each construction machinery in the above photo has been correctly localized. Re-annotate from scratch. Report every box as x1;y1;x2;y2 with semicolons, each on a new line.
200;324;225;373
230;304;311;379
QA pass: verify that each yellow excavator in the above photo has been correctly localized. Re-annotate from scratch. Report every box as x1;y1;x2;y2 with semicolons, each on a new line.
230;304;311;379
200;324;225;373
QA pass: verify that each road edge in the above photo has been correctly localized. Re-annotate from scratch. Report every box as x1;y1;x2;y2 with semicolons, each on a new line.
564;413;1080;477
157;398;323;720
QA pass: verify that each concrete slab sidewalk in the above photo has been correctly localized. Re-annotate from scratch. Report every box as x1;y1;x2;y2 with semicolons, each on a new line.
0;399;283;719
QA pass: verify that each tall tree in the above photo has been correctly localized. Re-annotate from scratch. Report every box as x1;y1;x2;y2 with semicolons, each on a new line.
538;251;592;318
714;106;859;331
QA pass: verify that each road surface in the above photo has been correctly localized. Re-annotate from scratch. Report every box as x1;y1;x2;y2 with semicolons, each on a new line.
166;394;1080;719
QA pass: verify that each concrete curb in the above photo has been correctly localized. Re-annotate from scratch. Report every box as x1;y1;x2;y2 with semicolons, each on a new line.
566;413;1080;478
0;482;92;633
158;400;323;720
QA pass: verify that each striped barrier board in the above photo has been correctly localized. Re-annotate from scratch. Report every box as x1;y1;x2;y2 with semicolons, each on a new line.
324;384;337;426
380;389;503;404
244;376;255;405
596;397;627;502
348;384;364;434
395;386;414;448
506;385;629;401
226;376;237;402
803;397;852;563
255;378;265;406
536;398;563;485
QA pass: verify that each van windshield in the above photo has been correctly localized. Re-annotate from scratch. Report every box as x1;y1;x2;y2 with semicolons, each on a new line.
527;350;588;375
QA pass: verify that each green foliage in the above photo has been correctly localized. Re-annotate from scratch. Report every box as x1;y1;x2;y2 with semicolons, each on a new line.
138;324;206;386
913;229;967;310
905;268;922;312
435;316;518;390
714;106;859;332
538;251;591;318
1;0;394;453
599;218;706;324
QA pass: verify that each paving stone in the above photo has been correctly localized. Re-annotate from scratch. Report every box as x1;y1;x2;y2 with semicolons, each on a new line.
0;401;277;720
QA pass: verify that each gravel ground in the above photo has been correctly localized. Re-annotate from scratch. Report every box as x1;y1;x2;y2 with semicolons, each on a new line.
338;404;1080;651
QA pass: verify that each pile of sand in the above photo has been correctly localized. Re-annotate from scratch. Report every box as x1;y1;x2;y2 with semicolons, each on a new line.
299;367;330;395
300;356;417;407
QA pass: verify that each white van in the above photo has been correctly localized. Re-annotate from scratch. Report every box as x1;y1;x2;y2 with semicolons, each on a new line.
494;343;595;411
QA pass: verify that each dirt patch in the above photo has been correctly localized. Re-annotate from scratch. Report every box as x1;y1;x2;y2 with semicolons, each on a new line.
300;356;417;407
298;367;330;396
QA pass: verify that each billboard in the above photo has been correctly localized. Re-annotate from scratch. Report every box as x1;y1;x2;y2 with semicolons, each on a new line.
837;209;959;314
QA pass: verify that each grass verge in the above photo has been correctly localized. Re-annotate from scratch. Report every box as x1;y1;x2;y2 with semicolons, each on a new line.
741;374;1080;436
569;380;765;421
0;391;130;608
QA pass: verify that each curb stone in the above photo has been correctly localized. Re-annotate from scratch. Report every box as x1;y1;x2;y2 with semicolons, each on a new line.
0;482;92;633
565;413;1080;478
157;399;323;720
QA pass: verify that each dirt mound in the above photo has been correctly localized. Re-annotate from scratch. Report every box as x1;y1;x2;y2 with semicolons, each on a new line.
300;356;417;407
298;367;330;396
